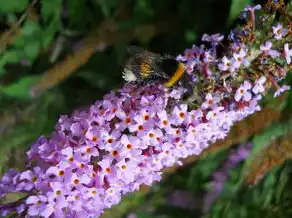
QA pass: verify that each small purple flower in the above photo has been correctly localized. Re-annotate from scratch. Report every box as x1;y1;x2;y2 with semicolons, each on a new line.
272;23;288;40
233;48;247;68
274;85;291;97
235;81;252;102
252;76;266;94
206;106;224;120
201;33;224;44
260;41;272;52
283;43;292;64
243;4;262;11
260;41;280;58
201;93;219;110
218;56;231;71
26;195;48;217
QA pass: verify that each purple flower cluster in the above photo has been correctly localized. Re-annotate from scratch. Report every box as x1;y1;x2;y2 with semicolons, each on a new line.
0;3;291;217
0;77;265;217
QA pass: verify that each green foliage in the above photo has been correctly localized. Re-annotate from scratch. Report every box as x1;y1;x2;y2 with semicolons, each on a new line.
228;0;251;24
0;75;40;99
0;0;29;13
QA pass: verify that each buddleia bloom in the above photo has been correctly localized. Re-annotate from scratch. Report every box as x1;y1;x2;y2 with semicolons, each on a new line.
0;2;291;217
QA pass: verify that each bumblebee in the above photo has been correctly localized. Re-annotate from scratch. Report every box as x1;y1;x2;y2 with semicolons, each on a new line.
122;46;185;87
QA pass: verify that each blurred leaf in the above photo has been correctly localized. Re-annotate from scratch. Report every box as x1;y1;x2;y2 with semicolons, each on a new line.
0;50;25;73
0;75;40;99
41;0;61;47
96;0;116;18
0;0;29;12
244;123;287;167
263;172;277;189
12;21;41;48
41;0;62;22
228;0;251;24
78;71;109;89
24;40;41;61
21;21;41;36
42;17;60;48
67;0;95;30
185;29;197;42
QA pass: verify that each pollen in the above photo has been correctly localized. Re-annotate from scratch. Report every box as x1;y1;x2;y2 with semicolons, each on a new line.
121;165;127;170
138;125;144;131
73;179;79;185
92;136;98;142
179;112;185;118
106;168;111;173
125;117;131;124
162;120;168;126
144;115;149;120
31;176;37;182
86;147;92;153
127;144;133;149
107;138;113;143
58;170;65;176
149;133;155;138
112;150;118;156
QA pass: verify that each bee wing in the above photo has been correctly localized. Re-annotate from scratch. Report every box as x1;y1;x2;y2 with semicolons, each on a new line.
127;46;162;60
127;46;146;55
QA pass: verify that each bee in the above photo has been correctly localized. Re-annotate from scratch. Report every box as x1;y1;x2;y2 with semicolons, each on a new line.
122;46;185;87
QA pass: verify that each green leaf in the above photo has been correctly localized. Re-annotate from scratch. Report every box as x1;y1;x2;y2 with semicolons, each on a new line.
228;0;251;25
21;21;41;36
41;0;62;22
0;0;29;12
12;21;42;48
42;17;60;48
0;50;25;69
24;40;41;61
185;29;197;42
244;123;287;168
0;75;40;99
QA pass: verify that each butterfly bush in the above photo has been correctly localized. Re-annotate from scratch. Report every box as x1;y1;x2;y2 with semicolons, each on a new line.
0;2;291;217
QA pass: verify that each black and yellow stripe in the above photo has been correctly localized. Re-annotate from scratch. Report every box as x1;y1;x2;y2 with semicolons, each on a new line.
164;62;185;87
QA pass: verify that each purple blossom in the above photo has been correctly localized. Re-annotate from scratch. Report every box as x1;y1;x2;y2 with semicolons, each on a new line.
272;23;288;40
260;41;280;58
234;81;252;102
283;43;292;64
243;4;262;11
274;85;291;97
201;33;224;44
0;80;262;217
218;56;231;71
252;76;266;94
